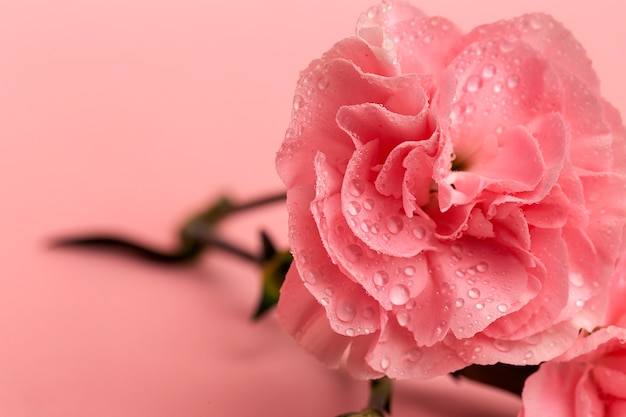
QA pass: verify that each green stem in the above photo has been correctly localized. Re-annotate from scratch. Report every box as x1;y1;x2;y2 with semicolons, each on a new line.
51;192;287;266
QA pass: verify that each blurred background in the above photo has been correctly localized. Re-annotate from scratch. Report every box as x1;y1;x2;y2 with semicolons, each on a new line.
1;1;624;415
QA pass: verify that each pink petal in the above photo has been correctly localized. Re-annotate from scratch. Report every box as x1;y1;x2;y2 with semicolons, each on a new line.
566;174;626;328
465;125;544;192
604;100;626;174
344;332;386;380
458;321;580;366
581;173;626;263
336;96;433;163
316;192;431;312
490;203;532;251
484;228;569;340
423;237;529;341
522;185;571;228
520;361;580;417
591;363;626;399
390;16;463;76
562;74;614;172
489;113;572;209
364;318;467;378
341;139;438;258
357;1;428;39
456;13;600;92
277;267;351;367
440;38;563;147
557;326;626;362
277;40;431;189
607;400;626;417
464;207;495;238
575;371;604;417
287;185;382;338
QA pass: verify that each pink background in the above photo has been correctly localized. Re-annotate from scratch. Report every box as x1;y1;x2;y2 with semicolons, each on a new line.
1;1;624;416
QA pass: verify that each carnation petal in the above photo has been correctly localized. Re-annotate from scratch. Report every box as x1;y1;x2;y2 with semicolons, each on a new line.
441;38;562;150
457;13;600;92
341;139;438;258
288;187;382;337
591;363;626;399
425;238;529;341
484;228;569;340
364;318;467;378
456;321;579;366
277;267;351;367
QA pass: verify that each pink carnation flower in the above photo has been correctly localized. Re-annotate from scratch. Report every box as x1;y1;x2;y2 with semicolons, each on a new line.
519;253;626;416
519;327;626;417
276;0;626;378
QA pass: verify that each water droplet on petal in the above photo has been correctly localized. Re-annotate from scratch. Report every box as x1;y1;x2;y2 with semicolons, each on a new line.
336;300;357;322
320;297;329;306
381;357;390;370
476;262;489;273
466;75;483;92
493;82;503;93
497;304;509;313
386;216;404;234
363;199;375;211
412;226;426;239
390;284;410;306
493;340;511;352
345;328;355;336
404;266;416;277
529;17;543;30
304;270;317;284
363;306;375;318
344;244;363;262
482;64;496;79
349;179;365;197
455;298;465;308
475;303;484;310
347;201;361;216
373;270;390;286
406;348;423;363
569;272;584;288
468;288;481;299
317;77;330;90
293;95;305;110
499;39;516;53
382;37;394;51
507;74;520;89
435;320;447;334
397;311;411;326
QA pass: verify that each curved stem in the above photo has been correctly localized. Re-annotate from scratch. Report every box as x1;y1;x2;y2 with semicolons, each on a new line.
51;191;287;266
229;192;286;214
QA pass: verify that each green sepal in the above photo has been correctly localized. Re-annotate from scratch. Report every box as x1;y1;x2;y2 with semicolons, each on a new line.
252;231;293;320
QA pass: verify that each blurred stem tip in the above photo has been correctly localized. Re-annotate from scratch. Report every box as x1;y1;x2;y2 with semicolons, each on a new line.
51;192;286;266
51;192;290;317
